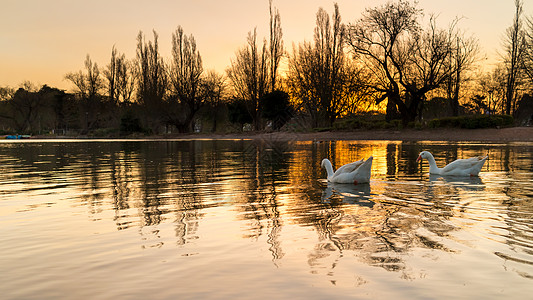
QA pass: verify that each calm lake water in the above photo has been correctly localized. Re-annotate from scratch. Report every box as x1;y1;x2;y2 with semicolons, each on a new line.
1;139;533;299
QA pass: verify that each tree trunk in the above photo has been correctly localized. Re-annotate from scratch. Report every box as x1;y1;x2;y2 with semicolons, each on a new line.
254;103;261;131
175;114;194;133
211;112;217;133
451;98;459;117
385;98;400;122
451;74;460;116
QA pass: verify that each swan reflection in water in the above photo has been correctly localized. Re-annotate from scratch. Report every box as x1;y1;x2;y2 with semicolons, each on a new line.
320;180;374;207
429;174;485;191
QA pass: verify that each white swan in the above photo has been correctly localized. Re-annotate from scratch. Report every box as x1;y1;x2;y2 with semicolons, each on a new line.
321;157;373;184
416;151;488;176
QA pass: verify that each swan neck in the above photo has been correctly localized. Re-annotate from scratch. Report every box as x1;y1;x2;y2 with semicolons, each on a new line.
426;154;441;174
324;160;335;179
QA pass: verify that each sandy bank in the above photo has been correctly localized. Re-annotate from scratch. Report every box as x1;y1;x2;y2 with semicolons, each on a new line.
160;127;533;142
30;127;533;143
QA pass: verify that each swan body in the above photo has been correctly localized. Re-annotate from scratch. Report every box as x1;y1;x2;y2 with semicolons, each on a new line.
416;151;487;176
321;157;373;184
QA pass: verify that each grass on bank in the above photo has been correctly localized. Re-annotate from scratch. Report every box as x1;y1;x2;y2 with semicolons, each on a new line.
17;113;516;138
331;114;514;131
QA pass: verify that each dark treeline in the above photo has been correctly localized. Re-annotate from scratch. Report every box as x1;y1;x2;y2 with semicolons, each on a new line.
1;0;533;136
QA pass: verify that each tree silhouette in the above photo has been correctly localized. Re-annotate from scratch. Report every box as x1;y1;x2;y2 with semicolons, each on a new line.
261;90;292;130
347;0;421;122
227;1;284;131
37;0;517;136
502;0;526;115
227;29;269;131
348;1;464;124
136;30;167;133
523;15;533;86
444;22;480;116
0;85;77;134
201;70;227;132
168;26;204;133
288;4;364;127
104;46;118;104
65;55;105;132
115;55;136;104
65;55;103;100
269;0;283;92
228;98;253;130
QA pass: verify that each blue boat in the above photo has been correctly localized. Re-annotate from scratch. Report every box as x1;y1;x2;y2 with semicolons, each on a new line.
5;135;31;139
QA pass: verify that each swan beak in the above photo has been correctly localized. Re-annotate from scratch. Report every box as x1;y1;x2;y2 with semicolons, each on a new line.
416;155;421;162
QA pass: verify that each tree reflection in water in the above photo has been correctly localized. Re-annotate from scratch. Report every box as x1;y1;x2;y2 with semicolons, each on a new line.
285;140;533;280
1;139;532;282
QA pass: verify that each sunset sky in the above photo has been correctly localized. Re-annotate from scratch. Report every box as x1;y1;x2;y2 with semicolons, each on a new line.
1;0;530;91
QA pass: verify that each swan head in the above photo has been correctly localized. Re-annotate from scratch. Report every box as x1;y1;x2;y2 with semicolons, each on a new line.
416;151;431;162
321;158;330;168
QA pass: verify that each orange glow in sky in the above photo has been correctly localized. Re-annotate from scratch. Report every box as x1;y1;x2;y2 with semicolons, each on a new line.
1;0;529;90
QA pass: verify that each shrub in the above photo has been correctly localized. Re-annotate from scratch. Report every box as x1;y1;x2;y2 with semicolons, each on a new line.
428;114;514;129
228;99;253;129
0;129;15;135
408;121;424;130
389;119;402;129
261;91;293;130
333;116;407;130
120;111;144;134
92;127;119;137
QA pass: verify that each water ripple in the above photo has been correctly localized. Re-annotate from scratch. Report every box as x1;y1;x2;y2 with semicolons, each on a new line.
1;140;533;299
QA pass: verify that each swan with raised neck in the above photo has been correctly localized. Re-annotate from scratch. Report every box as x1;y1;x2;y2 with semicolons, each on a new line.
416;151;488;176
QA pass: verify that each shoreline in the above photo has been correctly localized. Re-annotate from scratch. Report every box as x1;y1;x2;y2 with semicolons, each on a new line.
176;127;533;142
27;126;533;143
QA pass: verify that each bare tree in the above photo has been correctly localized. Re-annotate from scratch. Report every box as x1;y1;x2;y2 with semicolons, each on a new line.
503;0;526;115
85;55;103;100
136;30;167;105
288;4;362;127
269;0;284;92
5;88;41;133
115;55;136;103
287;41;319;122
477;65;508;114
103;46;118;104
65;55;103;100
348;1;464;123
522;14;533;89
136;30;167;132
201;70;226;132
0;82;47;133
445;21;480;116
65;55;105;132
347;0;421;122
227;28;269;130
65;70;88;99
226;2;284;130
168;26;204;133
0;86;15;102
314;4;346;125
404;16;457;121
